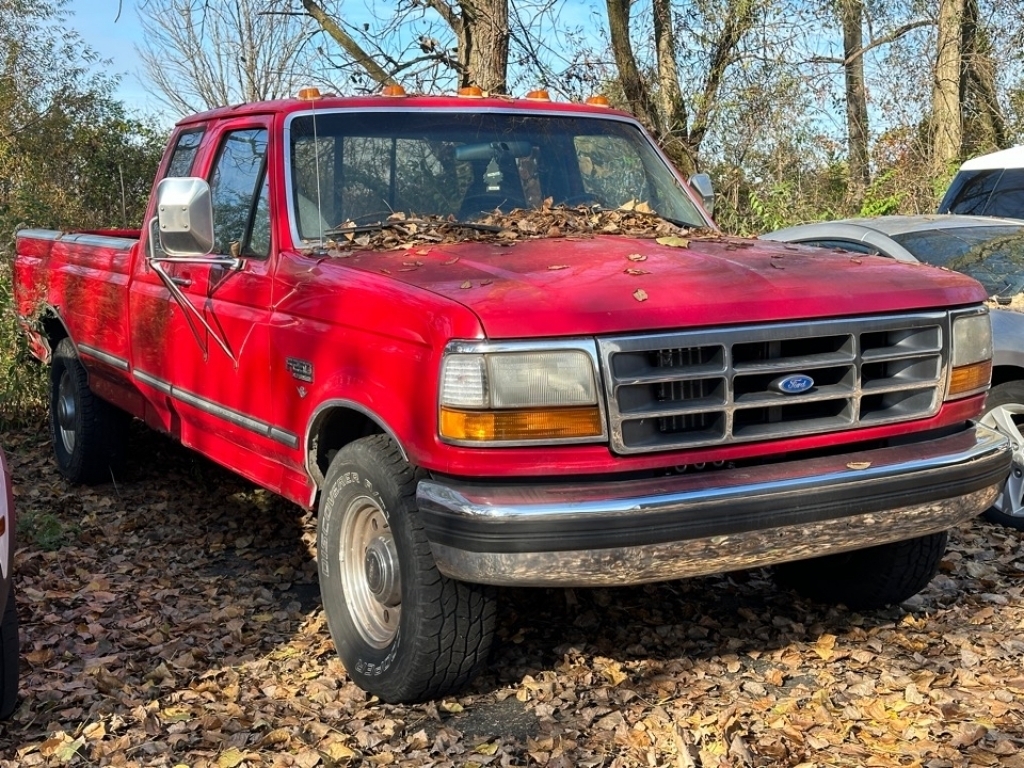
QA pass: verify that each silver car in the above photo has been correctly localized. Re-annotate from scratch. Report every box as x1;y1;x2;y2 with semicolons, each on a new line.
764;214;1024;530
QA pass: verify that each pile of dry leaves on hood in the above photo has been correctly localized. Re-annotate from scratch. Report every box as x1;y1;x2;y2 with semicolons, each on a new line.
2;416;1024;767
311;201;718;256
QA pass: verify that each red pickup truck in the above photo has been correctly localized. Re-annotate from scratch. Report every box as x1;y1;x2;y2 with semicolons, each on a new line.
15;89;1010;702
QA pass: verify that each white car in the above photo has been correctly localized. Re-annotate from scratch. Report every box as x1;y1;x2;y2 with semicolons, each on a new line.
0;447;18;718
764;214;1024;530
939;145;1024;218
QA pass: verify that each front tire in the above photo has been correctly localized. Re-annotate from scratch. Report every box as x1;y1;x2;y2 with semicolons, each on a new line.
773;532;948;610
49;338;126;484
317;435;496;702
979;381;1024;529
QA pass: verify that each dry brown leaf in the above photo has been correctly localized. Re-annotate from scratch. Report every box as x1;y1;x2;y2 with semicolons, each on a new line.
624;268;650;275
634;288;649;302
627;253;647;261
548;264;570;270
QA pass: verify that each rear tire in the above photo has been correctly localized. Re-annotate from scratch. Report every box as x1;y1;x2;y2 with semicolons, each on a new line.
979;381;1024;529
317;435;496;702
773;532;948;610
0;589;19;719
49;338;126;484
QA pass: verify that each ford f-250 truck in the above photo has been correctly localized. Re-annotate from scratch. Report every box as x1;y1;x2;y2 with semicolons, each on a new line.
14;88;1011;702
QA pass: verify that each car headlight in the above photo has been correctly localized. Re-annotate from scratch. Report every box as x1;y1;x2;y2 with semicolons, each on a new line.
947;310;992;399
439;344;606;444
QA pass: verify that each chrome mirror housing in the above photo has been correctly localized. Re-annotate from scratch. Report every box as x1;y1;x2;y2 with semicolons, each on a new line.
154;177;215;257
688;173;715;217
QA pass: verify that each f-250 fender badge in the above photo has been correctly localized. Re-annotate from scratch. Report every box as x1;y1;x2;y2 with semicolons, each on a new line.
769;373;814;394
286;357;314;383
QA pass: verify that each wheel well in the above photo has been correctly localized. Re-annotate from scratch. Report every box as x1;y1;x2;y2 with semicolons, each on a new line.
991;365;1024;388
308;407;387;487
37;309;69;360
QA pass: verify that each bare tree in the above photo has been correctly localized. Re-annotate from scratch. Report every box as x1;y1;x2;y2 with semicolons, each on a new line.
932;0;965;172
605;0;762;173
295;0;511;93
137;0;322;116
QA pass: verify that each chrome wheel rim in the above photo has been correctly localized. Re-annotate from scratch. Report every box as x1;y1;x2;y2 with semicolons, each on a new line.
338;495;401;648
981;402;1024;517
57;370;78;455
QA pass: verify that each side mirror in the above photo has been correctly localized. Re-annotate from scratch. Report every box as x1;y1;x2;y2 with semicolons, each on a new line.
688;173;715;217
154;177;215;257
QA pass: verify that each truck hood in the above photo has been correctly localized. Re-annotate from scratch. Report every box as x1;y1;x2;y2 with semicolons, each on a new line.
331;234;987;338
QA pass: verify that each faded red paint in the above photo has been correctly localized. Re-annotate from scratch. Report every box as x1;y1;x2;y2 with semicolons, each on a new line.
13;95;992;509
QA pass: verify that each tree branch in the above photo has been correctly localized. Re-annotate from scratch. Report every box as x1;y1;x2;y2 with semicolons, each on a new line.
299;0;395;86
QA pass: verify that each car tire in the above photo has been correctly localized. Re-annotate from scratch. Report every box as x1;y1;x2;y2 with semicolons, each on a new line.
0;588;19;719
49;338;127;484
773;532;947;610
979;381;1024;530
317;435;496;703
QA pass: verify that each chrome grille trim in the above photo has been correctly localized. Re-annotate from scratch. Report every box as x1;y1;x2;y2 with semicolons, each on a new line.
599;313;949;454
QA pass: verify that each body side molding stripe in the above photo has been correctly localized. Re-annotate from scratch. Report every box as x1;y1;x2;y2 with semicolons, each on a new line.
77;344;130;371
134;369;299;448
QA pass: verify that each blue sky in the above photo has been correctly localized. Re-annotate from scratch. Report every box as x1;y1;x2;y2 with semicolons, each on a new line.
66;0;160;116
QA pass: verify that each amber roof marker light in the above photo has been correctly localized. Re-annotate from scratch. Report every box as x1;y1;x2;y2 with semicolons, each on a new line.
382;84;408;98
458;86;485;98
296;87;322;101
585;95;611;107
525;89;551;101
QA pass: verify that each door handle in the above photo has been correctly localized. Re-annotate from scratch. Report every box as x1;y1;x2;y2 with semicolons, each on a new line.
170;275;192;287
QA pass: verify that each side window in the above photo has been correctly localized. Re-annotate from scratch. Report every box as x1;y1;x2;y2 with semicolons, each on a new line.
209;128;270;257
986;169;1024;219
165;130;205;178
945;169;1001;215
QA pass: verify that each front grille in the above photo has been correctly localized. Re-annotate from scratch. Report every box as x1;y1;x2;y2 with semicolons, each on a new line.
599;313;948;454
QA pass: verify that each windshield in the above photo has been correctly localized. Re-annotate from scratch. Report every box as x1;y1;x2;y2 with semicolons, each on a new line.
892;225;1024;298
287;110;706;241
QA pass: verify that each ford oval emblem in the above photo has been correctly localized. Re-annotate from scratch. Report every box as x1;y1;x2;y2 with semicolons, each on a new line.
770;374;815;395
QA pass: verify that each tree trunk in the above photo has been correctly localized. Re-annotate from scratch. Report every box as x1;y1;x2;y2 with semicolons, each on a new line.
932;0;964;172
959;0;1006;152
458;0;509;92
652;0;690;171
605;0;658;132
839;0;870;203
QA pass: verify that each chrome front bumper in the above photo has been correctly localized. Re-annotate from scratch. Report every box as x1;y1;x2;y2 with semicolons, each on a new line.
416;425;1010;587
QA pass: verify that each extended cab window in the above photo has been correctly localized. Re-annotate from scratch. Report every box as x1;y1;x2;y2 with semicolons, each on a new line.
209;128;270;258
165;129;205;178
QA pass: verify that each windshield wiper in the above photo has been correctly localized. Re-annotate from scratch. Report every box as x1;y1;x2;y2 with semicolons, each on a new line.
320;218;505;240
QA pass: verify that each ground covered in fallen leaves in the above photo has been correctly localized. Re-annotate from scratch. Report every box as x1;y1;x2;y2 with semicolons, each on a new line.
1;416;1023;767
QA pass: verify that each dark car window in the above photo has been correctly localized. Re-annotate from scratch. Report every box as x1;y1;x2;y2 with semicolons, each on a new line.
891;225;1024;297
985;169;1024;218
939;169;1000;214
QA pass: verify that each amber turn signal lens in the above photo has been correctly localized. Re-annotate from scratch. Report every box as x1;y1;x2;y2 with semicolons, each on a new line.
948;359;992;398
440;406;603;441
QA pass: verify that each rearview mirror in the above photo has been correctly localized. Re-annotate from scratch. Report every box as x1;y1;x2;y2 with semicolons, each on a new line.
688;173;715;217
456;141;533;161
155;177;215;257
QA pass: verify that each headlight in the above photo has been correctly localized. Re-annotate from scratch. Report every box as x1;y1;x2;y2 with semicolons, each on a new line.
947;310;992;399
439;344;605;444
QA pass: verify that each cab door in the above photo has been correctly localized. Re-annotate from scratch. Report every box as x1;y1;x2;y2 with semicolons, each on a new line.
131;120;299;489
